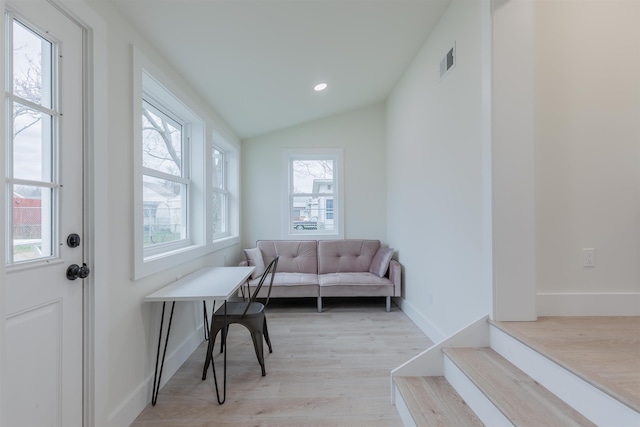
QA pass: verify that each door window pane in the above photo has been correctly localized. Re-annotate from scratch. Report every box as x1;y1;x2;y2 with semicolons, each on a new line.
12;186;52;261
13;103;52;181
13;20;52;109
7;18;57;264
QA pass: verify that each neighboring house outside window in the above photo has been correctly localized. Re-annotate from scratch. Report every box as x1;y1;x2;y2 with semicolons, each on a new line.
325;199;334;220
283;149;343;239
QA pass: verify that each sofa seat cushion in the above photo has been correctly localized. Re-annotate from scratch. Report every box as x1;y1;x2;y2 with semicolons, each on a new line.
247;271;318;288
318;272;391;286
319;273;393;297
247;272;319;298
249;272;319;286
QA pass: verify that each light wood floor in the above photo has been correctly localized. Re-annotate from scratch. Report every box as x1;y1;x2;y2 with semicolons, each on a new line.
130;298;434;426
493;316;640;412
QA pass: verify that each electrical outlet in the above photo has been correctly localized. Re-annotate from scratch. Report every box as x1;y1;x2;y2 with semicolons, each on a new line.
583;248;595;267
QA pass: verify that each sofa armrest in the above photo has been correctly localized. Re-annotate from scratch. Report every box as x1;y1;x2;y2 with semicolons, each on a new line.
388;259;401;297
238;260;249;267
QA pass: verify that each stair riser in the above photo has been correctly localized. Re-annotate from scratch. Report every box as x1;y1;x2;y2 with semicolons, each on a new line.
443;355;513;427
490;325;640;427
392;385;418;427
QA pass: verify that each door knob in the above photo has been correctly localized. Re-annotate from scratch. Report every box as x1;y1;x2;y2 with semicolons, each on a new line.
66;263;90;280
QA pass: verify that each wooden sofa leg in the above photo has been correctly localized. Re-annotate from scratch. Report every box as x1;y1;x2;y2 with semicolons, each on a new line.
317;297;322;313
386;296;391;312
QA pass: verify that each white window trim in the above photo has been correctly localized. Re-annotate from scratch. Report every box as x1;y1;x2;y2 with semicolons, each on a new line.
132;47;239;279
211;133;232;241
281;148;344;240
212;130;240;249
141;101;192;257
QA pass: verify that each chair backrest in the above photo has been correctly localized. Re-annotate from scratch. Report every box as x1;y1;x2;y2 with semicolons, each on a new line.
242;256;279;317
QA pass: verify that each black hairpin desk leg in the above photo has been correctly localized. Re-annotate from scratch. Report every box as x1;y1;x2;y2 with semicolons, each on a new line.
151;301;175;406
202;301;228;404
203;300;210;341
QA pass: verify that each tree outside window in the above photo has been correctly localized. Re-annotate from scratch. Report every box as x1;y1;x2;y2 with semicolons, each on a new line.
141;100;188;249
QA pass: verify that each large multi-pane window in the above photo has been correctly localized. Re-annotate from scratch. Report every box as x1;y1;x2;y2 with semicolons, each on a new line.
286;149;343;237
6;18;55;264
133;48;240;279
141;100;188;252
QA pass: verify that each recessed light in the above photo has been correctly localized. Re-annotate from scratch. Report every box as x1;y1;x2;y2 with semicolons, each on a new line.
314;83;328;92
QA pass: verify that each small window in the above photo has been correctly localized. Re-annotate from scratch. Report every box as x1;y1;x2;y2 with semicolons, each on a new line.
212;145;227;239
283;149;343;238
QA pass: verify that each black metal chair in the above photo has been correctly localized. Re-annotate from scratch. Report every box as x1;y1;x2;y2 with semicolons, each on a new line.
202;256;279;378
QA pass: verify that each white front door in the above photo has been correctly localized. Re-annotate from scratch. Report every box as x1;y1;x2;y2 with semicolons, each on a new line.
3;1;85;426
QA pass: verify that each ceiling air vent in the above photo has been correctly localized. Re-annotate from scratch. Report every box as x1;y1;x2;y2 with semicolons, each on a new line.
440;42;456;79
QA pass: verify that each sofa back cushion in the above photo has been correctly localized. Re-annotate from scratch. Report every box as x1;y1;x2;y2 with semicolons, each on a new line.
317;240;380;274
257;240;318;274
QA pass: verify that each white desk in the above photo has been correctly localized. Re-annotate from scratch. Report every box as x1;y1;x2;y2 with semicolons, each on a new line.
143;266;255;405
143;267;254;302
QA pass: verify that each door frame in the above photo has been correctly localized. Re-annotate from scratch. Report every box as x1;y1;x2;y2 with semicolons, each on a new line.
0;1;109;426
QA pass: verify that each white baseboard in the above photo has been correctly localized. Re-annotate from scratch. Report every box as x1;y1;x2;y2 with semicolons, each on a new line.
537;292;640;316
394;297;447;342
108;326;205;427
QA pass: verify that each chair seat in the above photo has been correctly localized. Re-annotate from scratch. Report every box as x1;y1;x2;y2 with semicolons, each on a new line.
214;301;264;318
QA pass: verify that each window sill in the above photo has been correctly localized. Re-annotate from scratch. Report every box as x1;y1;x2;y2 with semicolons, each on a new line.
211;235;240;252
134;235;240;280
283;231;344;240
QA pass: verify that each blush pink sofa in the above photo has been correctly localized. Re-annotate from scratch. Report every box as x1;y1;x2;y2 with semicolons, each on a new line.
241;240;401;312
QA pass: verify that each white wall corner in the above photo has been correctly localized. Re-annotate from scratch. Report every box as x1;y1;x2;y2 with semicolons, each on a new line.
395;297;448;343
491;0;537;321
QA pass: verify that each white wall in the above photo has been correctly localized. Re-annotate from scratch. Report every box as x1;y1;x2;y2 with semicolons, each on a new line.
534;0;640;315
241;103;388;247
82;2;243;425
491;0;537;321
386;0;492;339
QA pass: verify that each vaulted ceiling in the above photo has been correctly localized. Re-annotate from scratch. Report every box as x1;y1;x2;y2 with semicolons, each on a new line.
109;0;450;139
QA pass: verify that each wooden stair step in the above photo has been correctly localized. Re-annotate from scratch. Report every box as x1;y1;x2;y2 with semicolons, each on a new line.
394;376;484;426
443;347;596;427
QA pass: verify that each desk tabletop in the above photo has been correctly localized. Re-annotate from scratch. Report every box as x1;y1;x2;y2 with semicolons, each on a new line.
143;266;255;302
